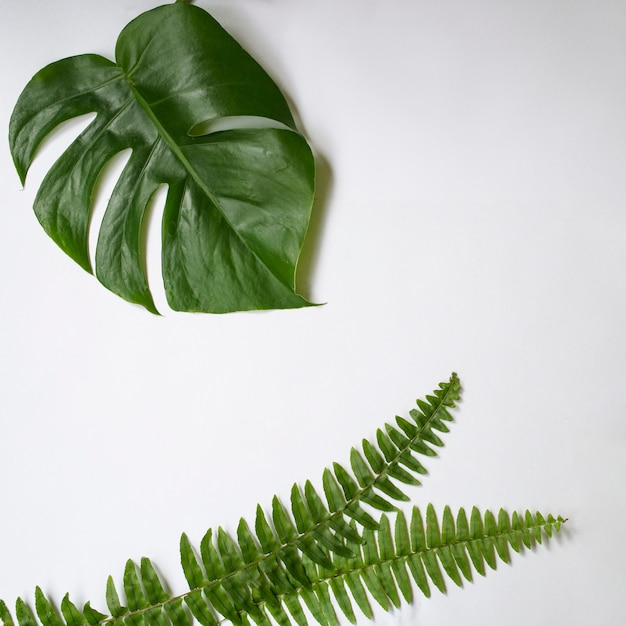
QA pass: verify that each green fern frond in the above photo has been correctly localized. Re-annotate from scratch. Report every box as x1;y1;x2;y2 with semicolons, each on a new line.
254;506;566;626
0;374;566;626
0;506;565;626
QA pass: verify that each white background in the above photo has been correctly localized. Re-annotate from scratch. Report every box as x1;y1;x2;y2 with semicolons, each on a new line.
1;0;625;624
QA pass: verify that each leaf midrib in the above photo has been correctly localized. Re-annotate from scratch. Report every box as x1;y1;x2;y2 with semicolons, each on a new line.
122;73;293;291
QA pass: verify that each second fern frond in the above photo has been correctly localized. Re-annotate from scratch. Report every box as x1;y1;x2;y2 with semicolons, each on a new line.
0;374;566;626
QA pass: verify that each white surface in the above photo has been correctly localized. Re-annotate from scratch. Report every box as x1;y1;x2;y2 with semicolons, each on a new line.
1;1;625;624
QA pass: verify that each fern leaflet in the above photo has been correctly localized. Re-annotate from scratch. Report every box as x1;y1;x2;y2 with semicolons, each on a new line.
0;374;565;626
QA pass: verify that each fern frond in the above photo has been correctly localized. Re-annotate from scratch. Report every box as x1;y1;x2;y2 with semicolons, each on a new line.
1;507;565;626
1;375;566;626
269;506;566;625
165;374;461;625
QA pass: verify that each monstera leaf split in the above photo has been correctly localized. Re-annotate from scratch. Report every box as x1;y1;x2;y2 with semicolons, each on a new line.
10;3;316;313
0;375;566;626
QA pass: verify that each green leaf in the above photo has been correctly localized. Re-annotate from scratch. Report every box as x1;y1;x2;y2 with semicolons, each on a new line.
528;511;543;544
144;606;170;626
183;591;217;626
180;534;207;588
59;596;84;626
246;605;272;626
422;552;446;594
236;519;264;564
272;497;298;544
82;603;107;626
483;510;509;563
205;583;241;626
10;3;316;313
255;506;280;553
397;450;427;475
264;602;291;626
1;375;569;626
332;463;359;501
328;578;355;624
441;506;456;545
349;449;374;488
394;511;411;557
377;516;395;562
343;573;373;619
360;526;397;607
281;595;308;626
384;424;411;450
359;569;389;611
311;527;354;559
219;571;255;618
512;511;532;549
15;600;38;626
455;508;470;542
436;547;462;587
124;560;148;612
303;482;329;523
321;469;346;512
469;507;484;540
315;584;338;626
375;562;400;609
375;430;398;463
386;465;420;487
406;554;431;598
140;558;170;605
361;441;385;474
465;538;486;577
290;485;315;534
425;504;441;549
296;536;334;570
34;589;63;626
298;589;327;626
394;416;418;439
259;556;296;597
216;528;244;575
374;519;401;606
390;558;413;604
0;601;14;626
360;488;396;512
450;543;473;583
277;547;311;588
343;502;380;530
106;576;127;617
410;507;427;553
326;516;363;548
163;598;191;626
479;537;498;571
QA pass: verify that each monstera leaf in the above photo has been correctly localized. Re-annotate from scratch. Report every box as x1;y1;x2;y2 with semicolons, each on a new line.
9;3;316;313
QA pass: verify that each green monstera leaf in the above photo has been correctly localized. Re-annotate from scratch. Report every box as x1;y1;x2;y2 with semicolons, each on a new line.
9;3;316;313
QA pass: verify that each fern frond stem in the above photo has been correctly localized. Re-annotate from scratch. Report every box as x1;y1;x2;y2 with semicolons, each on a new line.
323;372;460;505
89;377;460;626
0;378;462;626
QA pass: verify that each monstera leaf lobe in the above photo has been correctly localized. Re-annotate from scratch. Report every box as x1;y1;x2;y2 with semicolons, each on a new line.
10;3;316;313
